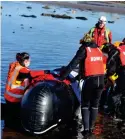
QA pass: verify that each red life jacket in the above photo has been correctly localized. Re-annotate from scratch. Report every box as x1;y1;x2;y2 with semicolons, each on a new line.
4;62;29;103
117;45;125;66
84;47;105;76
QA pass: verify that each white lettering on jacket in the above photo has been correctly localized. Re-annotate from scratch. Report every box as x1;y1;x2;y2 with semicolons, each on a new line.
91;57;103;61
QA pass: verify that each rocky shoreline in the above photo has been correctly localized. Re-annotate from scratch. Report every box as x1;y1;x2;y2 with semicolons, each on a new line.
33;1;125;15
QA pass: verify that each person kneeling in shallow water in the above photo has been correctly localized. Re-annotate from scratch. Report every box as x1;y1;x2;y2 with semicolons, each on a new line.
4;52;46;127
105;43;125;119
59;34;105;138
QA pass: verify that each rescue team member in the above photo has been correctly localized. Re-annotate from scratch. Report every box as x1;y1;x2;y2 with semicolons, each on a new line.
81;16;112;47
59;34;105;138
4;52;46;127
4;52;46;103
101;37;125;73
106;44;125;92
106;44;125;117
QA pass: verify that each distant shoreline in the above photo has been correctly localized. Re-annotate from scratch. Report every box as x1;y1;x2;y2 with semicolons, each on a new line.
33;1;125;15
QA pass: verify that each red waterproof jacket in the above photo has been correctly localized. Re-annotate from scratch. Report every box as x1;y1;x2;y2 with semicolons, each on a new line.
89;26;112;47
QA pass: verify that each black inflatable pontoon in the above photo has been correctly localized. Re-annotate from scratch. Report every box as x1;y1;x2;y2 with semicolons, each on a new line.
21;71;80;135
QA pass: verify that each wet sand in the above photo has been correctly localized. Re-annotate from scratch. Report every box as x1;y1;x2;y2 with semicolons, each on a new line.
3;113;125;139
33;1;125;14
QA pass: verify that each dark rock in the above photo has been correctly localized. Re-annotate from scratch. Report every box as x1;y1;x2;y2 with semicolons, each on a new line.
53;10;56;13
87;8;92;11
20;14;37;18
1;6;2;9
26;6;32;9
21;27;24;29
41;13;52;17
108;21;115;24
42;5;51;9
30;27;32;29
75;17;88;20
41;13;73;19
20;24;23;26
12;31;15;33
9;15;11;17
51;14;73;19
5;14;7;16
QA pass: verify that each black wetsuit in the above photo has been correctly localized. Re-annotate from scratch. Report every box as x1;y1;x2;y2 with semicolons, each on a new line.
107;46;125;93
106;46;125;117
60;42;104;131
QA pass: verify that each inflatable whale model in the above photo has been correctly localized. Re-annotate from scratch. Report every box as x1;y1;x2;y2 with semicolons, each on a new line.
21;68;84;135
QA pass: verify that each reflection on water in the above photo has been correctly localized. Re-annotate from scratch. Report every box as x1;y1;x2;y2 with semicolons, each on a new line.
1;1;125;139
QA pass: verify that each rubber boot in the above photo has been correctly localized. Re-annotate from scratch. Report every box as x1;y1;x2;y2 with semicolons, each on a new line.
89;107;98;130
81;107;90;131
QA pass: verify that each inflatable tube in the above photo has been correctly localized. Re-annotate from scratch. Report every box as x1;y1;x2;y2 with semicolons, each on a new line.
21;80;79;134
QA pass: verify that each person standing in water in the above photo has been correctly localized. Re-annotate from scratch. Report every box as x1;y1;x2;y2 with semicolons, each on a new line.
4;52;45;127
59;34;105;138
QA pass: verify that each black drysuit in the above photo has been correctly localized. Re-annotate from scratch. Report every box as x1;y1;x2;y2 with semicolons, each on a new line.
60;42;104;131
106;46;125;117
107;46;125;93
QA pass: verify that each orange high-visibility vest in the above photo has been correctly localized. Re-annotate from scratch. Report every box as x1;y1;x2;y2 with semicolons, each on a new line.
4;62;29;102
84;47;105;76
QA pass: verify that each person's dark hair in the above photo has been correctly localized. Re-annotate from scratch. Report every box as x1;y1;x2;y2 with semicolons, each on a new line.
122;38;125;43
96;23;100;28
16;52;30;66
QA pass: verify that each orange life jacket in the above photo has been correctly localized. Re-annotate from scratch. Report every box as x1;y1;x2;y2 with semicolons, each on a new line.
113;41;121;47
4;61;29;103
117;45;125;66
84;47;105;76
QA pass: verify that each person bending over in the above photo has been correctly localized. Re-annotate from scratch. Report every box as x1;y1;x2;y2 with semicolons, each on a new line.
60;34;105;138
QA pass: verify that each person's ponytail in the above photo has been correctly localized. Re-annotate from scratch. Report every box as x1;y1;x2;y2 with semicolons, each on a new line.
16;53;22;62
